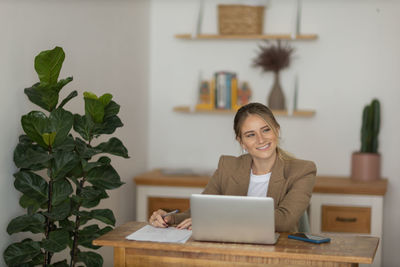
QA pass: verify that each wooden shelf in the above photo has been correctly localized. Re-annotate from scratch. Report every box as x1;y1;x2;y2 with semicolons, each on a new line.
173;106;316;117
175;33;318;41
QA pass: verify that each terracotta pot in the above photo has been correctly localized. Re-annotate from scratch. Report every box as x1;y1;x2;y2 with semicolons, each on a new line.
351;152;381;181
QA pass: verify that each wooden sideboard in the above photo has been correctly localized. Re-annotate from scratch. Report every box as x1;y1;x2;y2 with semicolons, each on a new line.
134;169;387;267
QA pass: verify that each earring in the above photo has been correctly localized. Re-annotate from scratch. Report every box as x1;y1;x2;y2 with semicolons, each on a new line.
242;147;248;154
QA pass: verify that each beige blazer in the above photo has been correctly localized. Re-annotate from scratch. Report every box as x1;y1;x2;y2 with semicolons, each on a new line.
172;150;316;232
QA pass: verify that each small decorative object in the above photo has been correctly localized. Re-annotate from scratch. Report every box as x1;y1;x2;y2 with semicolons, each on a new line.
4;47;129;266
351;99;381;181
237;82;252;107
253;40;294;110
218;4;265;35
196;81;214;110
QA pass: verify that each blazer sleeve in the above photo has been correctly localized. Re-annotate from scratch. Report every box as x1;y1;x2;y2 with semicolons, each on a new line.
275;161;316;232
170;157;224;224
202;156;224;195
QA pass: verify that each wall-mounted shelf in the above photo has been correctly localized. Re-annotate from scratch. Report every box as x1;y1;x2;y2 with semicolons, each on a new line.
174;34;318;41
173;106;316;117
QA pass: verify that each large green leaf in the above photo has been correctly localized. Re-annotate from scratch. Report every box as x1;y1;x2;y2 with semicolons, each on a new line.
14;171;48;204
98;93;112;107
73;114;93;141
7;214;45;234
76;211;91;225
103;100;120;120
34;46;65;85
86;165;123;190
3;240;41;266
53;134;75;152
66;164;83;182
19;194;41;214
30;252;45;266
59;219;75;232
78;225;112;249
58;90;78;109
77;209;115;226
92;115;123;136
24;77;73;112
24;83;57;112
77;251;103;267
98;156;111;165
49;108;73;148
94;137;129;158
41;229;69;253
14;142;51;170
74;138;99;159
51;151;80;180
84;97;104;123
80;186;108;208
83;92;114;124
42;132;56;146
43;199;70;221
21;111;49;147
18;134;33;145
52;178;73;206
90;209;116;226
81;160;103;173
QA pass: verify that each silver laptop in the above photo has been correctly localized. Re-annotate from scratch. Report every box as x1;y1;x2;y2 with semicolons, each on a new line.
190;194;279;244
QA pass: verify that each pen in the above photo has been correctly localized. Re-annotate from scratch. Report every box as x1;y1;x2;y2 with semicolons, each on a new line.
162;209;179;218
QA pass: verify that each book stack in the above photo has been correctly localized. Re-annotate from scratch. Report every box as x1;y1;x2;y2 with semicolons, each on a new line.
196;71;242;111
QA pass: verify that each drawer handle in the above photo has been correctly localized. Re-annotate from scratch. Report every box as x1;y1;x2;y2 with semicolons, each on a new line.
336;217;357;222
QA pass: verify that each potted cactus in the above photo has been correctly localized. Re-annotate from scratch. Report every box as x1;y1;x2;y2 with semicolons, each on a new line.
351;99;381;181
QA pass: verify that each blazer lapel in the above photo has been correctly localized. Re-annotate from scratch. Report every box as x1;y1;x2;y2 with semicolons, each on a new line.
230;154;252;196
267;155;286;207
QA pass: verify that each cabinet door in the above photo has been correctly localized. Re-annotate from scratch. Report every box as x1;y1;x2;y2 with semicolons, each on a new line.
147;197;190;219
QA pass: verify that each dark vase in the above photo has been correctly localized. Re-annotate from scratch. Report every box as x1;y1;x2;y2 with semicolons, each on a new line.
268;72;286;110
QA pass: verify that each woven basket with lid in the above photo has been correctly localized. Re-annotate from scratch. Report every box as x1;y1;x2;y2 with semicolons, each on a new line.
218;5;265;35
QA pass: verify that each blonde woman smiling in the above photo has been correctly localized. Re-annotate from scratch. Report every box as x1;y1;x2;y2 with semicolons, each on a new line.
149;102;316;232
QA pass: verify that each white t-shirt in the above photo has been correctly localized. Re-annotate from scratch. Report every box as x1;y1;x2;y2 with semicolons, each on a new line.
247;169;271;197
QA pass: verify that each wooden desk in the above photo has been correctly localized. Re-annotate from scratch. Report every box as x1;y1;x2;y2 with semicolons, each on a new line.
134;171;387;267
93;221;379;267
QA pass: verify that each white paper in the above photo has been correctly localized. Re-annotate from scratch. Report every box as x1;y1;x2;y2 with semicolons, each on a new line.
126;225;192;244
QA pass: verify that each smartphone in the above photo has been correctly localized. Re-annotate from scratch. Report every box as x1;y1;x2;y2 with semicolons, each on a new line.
288;233;331;244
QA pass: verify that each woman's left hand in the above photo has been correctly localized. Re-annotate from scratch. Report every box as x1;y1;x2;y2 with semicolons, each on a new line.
176;218;192;230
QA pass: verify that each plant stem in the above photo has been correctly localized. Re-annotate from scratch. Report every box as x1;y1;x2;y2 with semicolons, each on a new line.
44;147;54;267
70;179;85;267
44;179;54;266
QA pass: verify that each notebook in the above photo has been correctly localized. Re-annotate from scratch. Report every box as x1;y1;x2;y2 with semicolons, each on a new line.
190;194;279;244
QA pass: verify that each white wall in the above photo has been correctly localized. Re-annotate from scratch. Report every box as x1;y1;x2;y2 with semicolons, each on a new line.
0;0;150;266
148;0;400;266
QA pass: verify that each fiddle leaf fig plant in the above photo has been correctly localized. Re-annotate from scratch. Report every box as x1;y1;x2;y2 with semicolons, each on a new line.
4;47;129;267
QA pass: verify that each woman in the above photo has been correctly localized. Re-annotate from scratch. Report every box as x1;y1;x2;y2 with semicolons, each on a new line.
149;102;316;232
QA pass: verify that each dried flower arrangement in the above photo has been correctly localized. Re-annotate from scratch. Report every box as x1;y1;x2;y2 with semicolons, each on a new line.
253;40;294;73
252;40;295;110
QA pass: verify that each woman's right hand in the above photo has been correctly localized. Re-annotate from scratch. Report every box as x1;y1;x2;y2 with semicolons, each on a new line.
149;209;171;228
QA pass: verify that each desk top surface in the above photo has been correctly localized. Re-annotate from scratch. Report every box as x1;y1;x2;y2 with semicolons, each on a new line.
134;169;388;196
93;221;379;264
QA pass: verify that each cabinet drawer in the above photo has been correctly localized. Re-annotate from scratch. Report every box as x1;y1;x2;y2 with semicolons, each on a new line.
147;197;190;219
321;205;371;233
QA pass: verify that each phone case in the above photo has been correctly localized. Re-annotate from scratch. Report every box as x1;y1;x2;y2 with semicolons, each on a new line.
288;234;331;244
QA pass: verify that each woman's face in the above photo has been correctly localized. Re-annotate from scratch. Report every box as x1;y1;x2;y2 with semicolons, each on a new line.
238;114;278;162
